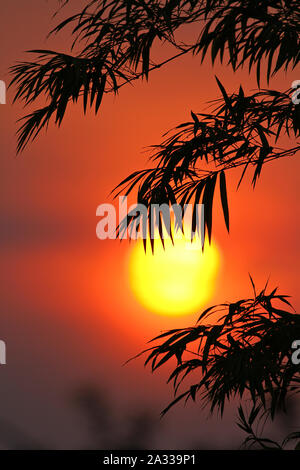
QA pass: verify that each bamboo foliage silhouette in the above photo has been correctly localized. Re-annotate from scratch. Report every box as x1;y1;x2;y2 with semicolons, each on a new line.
114;83;300;245
10;1;300;153
126;279;300;448
133;281;300;418
237;404;300;449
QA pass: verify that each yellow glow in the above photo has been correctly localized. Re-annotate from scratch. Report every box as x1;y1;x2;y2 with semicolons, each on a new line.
129;236;220;316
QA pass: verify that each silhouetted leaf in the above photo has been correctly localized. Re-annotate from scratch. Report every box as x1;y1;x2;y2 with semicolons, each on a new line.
219;170;229;232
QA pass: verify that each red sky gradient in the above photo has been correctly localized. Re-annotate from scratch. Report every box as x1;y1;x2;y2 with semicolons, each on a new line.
0;1;299;448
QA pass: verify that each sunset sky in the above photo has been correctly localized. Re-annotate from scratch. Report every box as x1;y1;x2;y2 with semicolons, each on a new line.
0;0;299;448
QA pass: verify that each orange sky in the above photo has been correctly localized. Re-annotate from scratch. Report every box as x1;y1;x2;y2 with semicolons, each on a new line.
0;0;299;448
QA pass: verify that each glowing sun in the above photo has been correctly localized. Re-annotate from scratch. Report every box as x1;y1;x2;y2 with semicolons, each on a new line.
129;237;220;316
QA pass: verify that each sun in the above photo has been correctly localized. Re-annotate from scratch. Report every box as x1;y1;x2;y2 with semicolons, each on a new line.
129;236;220;316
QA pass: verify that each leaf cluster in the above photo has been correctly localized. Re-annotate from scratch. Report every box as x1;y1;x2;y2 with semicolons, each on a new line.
114;80;300;247
237;404;300;450
135;281;300;419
